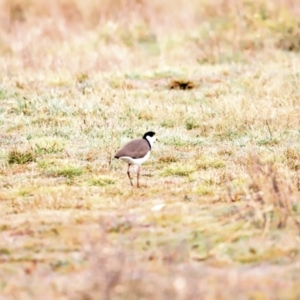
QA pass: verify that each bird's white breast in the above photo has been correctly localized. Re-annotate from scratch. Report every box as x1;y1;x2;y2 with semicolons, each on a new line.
119;151;150;166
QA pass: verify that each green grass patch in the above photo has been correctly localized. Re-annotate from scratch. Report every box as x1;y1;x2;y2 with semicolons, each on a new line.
185;117;200;130
8;149;35;164
196;157;225;170
88;176;116;186
162;163;195;177
33;139;65;154
193;184;215;196
45;165;83;179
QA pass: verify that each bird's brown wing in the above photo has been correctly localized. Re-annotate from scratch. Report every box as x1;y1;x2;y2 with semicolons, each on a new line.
115;139;150;159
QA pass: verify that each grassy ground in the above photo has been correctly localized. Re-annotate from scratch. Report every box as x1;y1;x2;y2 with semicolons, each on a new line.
1;0;300;299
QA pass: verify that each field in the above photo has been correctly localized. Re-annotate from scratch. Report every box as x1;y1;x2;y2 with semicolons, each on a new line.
1;0;300;299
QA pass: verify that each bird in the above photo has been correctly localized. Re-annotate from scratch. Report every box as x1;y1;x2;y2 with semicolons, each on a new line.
114;131;156;188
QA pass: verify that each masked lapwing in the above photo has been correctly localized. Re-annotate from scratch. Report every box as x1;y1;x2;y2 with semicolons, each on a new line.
114;131;156;188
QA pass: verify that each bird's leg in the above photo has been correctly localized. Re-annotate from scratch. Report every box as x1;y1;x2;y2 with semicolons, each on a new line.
137;165;141;188
127;164;133;186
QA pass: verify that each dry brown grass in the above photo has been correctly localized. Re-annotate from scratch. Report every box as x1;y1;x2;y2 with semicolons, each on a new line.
1;0;300;299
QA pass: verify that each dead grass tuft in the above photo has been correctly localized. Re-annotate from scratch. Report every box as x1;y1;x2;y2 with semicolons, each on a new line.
169;79;196;90
244;154;300;230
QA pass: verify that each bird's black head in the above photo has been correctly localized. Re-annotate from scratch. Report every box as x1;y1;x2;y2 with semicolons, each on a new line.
143;131;156;139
